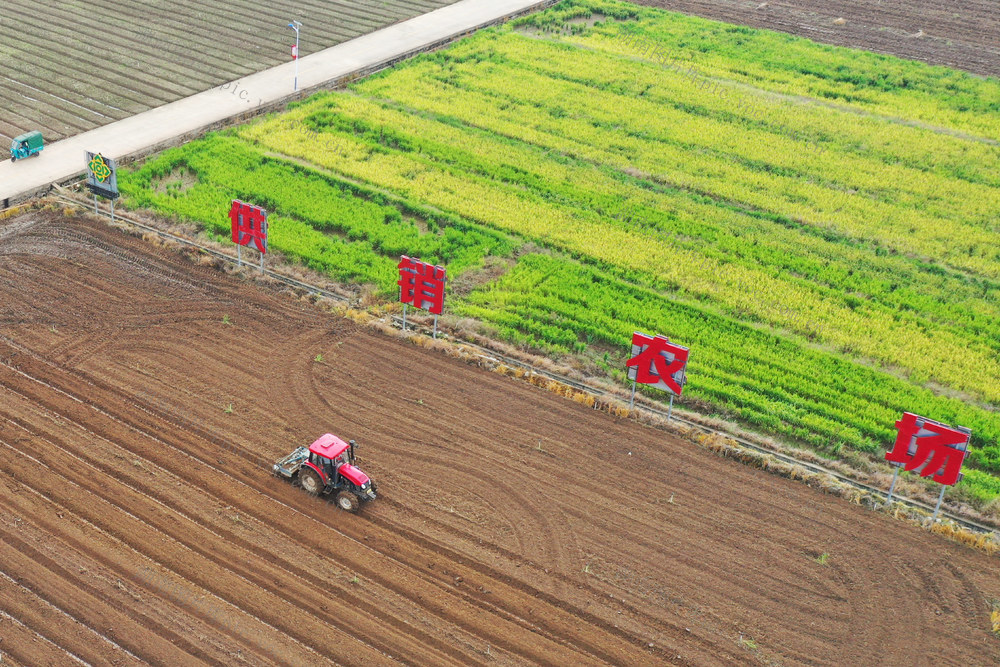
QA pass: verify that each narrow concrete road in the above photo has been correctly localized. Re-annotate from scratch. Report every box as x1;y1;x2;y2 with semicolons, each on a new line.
0;0;551;207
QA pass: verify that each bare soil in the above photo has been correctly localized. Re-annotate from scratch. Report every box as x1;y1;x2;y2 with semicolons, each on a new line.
0;211;998;665
630;0;1000;78
0;0;462;144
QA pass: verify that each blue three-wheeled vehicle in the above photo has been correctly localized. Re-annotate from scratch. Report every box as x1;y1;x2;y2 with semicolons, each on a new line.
10;131;44;162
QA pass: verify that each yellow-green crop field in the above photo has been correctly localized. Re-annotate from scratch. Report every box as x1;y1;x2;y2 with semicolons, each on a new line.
120;0;1000;507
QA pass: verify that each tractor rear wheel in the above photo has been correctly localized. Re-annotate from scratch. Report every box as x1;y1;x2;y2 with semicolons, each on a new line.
336;491;360;513
299;469;323;496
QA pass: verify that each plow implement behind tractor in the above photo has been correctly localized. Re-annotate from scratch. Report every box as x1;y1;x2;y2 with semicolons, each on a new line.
273;433;377;512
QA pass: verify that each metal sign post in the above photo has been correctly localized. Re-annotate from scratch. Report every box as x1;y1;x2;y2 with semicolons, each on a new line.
628;380;636;410
402;304;408;331
885;467;900;503
932;486;947;521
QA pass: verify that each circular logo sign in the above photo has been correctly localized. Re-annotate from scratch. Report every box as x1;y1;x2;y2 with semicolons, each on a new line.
89;154;112;182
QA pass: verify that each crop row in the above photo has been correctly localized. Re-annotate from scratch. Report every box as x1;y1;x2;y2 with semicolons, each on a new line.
121;134;515;290
359;35;1000;276
456;253;1000;500
237;90;1000;407
521;0;1000;141
120;0;1000;504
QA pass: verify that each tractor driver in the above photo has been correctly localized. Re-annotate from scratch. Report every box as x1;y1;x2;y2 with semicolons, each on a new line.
322;452;347;480
320;455;337;479
331;451;349;477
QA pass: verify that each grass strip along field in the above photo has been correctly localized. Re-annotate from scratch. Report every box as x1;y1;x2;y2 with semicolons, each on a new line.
120;0;1000;510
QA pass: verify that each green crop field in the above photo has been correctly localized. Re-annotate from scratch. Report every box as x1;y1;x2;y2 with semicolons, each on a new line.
119;0;1000;510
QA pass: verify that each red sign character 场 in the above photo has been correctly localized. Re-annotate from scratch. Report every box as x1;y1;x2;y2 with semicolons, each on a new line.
229;200;268;254
885;412;971;486
626;332;689;396
398;256;446;315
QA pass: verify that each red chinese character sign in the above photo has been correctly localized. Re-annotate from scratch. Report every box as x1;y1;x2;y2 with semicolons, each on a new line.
229;200;268;272
398;255;446;337
884;412;971;518
625;332;690;420
230;200;268;253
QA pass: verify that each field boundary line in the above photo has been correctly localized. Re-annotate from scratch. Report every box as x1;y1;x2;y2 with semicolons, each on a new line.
414;333;1000;538
40;191;1000;539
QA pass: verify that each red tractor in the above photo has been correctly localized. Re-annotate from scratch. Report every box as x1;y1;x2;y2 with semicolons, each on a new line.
272;434;377;512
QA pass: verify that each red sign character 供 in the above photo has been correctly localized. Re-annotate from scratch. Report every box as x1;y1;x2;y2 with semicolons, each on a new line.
885;412;971;486
229;200;268;254
626;333;689;396
398;256;446;315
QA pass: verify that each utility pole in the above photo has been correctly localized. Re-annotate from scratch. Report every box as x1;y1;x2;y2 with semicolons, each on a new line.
288;20;302;91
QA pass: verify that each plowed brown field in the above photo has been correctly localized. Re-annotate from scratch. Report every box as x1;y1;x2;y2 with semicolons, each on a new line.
0;0;463;144
631;0;1000;77
0;211;998;666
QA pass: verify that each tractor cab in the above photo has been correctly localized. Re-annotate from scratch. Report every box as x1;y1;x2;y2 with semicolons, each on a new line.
308;433;354;477
309;434;372;489
10;131;44;162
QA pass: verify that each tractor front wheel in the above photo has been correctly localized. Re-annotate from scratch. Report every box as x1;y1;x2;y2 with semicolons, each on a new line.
336;491;360;513
299;469;323;496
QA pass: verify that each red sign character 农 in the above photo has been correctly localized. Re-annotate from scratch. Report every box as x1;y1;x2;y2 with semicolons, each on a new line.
398;256;446;315
885;412;971;486
626;332;689;396
229;200;268;253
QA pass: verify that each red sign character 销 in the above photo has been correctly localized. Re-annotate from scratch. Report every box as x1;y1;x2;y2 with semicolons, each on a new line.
398;255;446;315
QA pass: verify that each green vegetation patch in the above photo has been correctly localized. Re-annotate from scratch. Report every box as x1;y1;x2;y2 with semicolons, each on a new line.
120;0;1000;508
